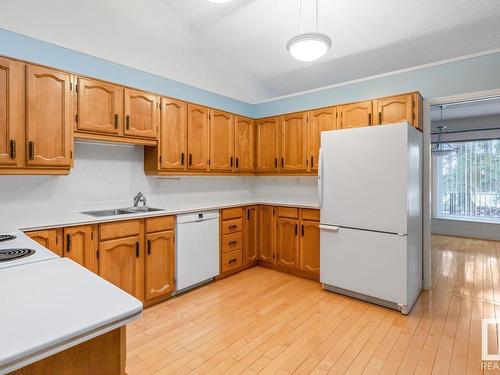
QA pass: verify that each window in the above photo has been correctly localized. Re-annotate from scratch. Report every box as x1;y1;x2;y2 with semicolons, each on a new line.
435;139;500;220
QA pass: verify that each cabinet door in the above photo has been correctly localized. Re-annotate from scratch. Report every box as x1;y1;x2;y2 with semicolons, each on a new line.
159;98;187;170
145;230;175;300
26;229;63;256
256;117;279;172
300;220;320;277
26;65;72;167
234;116;254;172
210;110;234;171
276;217;299;268
258;205;275;264
308;107;336;172
338;101;373;129
64;225;97;273
77;77;123;135
0;57;19;167
244;206;258;265
187;104;210;170
124;88;158;139
99;235;144;301
281;113;307;171
373;94;414;126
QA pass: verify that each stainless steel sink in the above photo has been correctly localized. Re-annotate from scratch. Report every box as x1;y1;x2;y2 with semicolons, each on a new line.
81;207;164;217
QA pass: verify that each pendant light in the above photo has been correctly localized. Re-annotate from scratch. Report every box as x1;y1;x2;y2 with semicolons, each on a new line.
287;0;332;62
432;105;458;157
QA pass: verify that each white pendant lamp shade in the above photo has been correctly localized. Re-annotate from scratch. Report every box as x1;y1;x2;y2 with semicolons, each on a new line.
287;32;332;62
207;0;231;3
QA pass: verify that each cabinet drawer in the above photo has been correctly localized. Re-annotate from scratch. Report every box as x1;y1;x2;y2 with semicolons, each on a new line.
277;207;299;219
221;207;243;220
221;232;243;254
145;216;175;233
222;218;243;234
99;220;141;241
301;209;320;221
221;249;242;273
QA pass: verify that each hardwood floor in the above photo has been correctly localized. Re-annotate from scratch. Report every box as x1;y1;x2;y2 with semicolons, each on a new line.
127;235;499;374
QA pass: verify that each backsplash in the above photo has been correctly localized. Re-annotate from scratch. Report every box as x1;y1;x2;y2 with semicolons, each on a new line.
0;142;318;210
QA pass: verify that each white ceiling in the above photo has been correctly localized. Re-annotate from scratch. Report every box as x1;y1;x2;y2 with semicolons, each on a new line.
1;0;500;103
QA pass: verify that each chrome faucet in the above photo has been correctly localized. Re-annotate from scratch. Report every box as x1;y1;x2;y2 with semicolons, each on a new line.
133;192;147;207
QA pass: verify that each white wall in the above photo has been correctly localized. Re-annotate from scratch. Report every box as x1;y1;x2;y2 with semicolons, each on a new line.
0;142;317;211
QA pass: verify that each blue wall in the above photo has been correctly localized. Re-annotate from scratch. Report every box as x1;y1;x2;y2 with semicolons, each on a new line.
0;28;254;117
254;52;500;118
2;27;500;119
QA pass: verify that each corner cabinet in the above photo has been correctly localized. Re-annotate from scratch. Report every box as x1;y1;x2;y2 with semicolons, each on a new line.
234;116;255;172
244;206;258;265
26;64;73;167
258;205;275;264
256;117;279;172
187;104;210;170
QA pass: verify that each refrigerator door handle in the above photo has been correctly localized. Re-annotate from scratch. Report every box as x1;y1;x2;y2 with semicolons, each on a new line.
318;147;323;207
319;224;339;232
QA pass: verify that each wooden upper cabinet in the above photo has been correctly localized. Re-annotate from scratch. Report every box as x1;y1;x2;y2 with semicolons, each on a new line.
25;229;63;256
276;217;299;268
256;117;279;172
124;88;158;139
187;104;210;170
244;206;258;265
0;57;19;167
373;93;419;128
281;113;307;171
234;116;254;172
99;235;144;301
338;101;373;129
300;219;320;277
26;64;72;167
63;225;97;274
210;110;234;171
159;98;187;170
77;77;123;135
258;205;275;264
308;107;336;172
145;230;175;301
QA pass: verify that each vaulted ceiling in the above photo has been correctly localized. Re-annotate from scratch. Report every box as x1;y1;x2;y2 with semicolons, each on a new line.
1;0;500;103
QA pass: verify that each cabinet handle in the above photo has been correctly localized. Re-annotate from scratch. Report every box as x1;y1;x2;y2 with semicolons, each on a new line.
295;223;298;236
228;240;238;246
66;233;72;252
147;239;151;255
247;208;250;220
236;158;239;169
189;154;192;166
114;114;119;129
228;225;237;230
9;140;16;159
311;156;314;168
274;158;278;168
126;115;130;130
135;241;139;257
28;141;34;160
230;156;233;168
368;113;372;125
379;112;382;124
228;259;238;265
181;153;185;165
281;157;284;168
301;224;304;236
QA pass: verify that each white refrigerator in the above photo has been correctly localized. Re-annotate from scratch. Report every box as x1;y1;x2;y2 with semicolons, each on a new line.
318;122;422;314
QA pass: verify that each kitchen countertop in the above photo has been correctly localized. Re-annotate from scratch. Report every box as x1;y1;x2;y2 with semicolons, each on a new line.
0;199;320;233
0;258;142;374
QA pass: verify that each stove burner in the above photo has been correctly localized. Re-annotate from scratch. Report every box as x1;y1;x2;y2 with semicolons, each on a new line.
0;248;35;262
0;234;16;242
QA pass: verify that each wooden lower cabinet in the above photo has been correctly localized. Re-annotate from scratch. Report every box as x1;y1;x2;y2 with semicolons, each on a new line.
276;217;299;268
63;225;97;273
300;220;320;277
98;234;145;301
145;230;175;301
219;207;244;277
244;206;258;265
257;205;275;264
25;228;63;256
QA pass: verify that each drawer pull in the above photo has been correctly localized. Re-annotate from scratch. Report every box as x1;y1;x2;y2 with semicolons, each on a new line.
228;259;238;265
228;225;238;230
228;240;238;246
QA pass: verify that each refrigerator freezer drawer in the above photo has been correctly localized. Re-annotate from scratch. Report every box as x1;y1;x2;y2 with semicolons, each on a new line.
320;226;408;306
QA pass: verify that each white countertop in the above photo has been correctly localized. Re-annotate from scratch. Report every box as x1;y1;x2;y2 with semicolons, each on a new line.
0;199;319;233
0;258;142;374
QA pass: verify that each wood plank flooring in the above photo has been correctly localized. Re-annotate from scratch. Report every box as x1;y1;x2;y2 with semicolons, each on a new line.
127;235;500;374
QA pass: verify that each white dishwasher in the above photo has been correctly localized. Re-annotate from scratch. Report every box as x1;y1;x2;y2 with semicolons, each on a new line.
175;210;220;292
